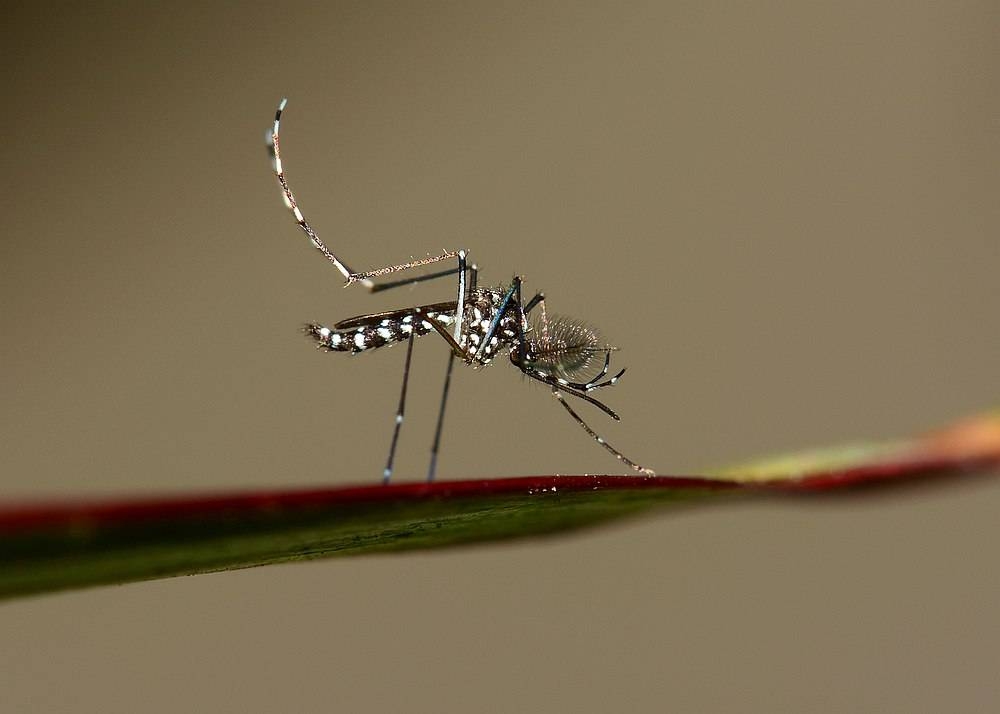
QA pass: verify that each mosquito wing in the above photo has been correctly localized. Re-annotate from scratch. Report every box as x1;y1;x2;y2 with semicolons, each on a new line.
334;300;460;330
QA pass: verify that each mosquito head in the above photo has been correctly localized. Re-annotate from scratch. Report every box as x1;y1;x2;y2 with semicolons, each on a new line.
515;315;615;380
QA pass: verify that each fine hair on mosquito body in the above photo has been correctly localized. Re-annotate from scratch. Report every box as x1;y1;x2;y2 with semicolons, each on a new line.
267;98;654;481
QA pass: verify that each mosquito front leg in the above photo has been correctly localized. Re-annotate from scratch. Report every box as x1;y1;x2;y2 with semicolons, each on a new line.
551;389;655;475
556;352;626;392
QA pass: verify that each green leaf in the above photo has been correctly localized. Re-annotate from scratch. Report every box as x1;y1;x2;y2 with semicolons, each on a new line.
2;410;998;600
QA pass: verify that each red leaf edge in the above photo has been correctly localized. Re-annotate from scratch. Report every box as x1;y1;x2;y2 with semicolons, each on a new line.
2;411;998;535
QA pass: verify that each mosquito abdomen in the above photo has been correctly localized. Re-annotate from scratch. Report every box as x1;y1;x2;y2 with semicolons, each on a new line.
306;312;456;354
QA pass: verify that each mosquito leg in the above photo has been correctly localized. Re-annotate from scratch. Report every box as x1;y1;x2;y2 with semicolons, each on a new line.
452;251;467;343
427;352;456;481
268;99;461;291
416;311;464;354
573;352;614;388
383;330;416;484
551;389;654;475
405;254;467;480
582;366;626;391
349;250;460;287
553;352;627;392
520;358;624;396
518;366;621;420
368;266;462;293
268;99;370;286
523;292;545;314
427;251;474;468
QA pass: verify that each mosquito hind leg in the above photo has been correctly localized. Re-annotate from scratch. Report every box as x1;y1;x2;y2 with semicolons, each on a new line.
268;99;368;286
553;351;626;392
367;265;461;293
268;99;463;292
551;389;654;475
349;250;461;288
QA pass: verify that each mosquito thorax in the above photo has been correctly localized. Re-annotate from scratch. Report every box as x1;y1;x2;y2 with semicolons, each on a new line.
457;286;523;366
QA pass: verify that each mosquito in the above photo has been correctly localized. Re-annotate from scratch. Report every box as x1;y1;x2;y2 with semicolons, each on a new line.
267;99;653;482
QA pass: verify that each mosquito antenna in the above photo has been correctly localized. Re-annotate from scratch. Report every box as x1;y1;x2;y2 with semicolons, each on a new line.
552;389;654;475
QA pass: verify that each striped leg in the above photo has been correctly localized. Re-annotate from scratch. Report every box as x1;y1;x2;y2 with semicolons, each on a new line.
267;98;459;291
551;390;654;475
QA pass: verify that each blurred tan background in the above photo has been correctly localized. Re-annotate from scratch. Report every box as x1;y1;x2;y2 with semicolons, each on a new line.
1;2;998;711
